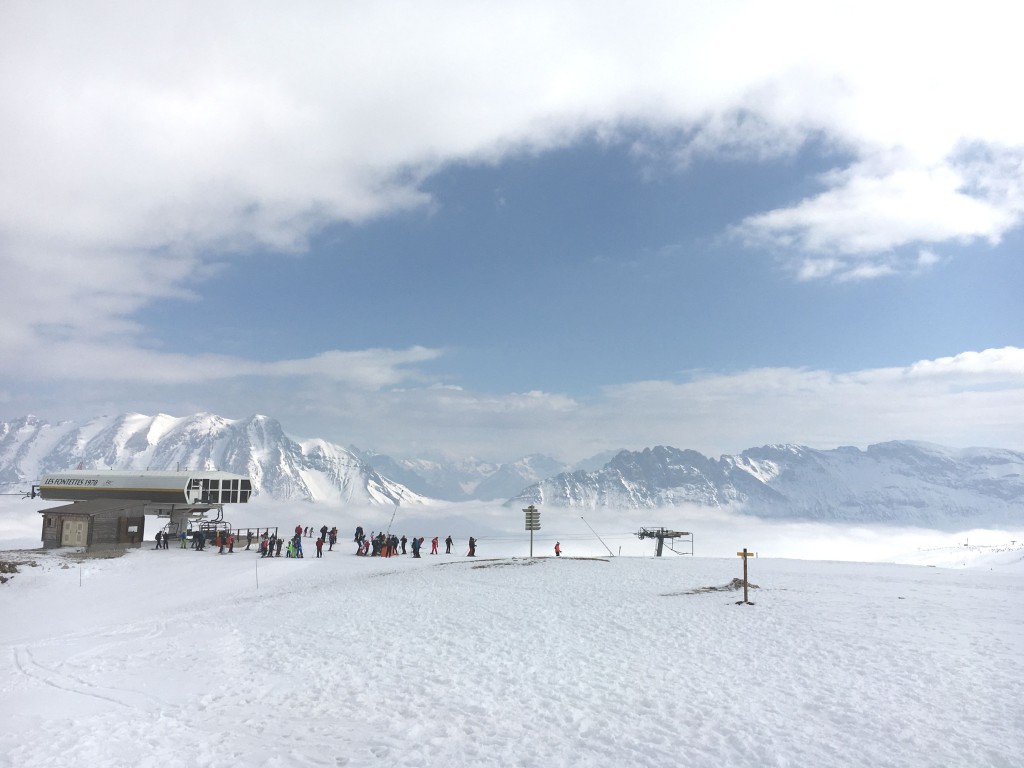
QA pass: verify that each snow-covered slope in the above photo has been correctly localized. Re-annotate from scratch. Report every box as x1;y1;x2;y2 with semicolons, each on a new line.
0;414;423;505
0;534;1020;768
509;442;1024;527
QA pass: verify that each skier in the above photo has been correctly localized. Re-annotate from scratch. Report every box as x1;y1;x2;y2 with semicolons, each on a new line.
431;536;438;555
445;535;453;554
154;531;162;550
315;537;324;558
554;541;561;557
411;536;421;558
467;536;476;557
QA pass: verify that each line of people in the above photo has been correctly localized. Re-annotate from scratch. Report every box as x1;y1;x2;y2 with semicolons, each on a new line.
156;525;488;561
353;527;476;557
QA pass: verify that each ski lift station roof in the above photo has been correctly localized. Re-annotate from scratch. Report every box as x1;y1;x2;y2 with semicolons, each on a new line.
37;470;253;506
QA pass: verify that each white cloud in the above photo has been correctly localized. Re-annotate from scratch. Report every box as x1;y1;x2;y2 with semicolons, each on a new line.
260;348;444;388
737;156;1021;274
3;2;1022;274
11;339;443;389
903;347;1024;380
916;249;941;270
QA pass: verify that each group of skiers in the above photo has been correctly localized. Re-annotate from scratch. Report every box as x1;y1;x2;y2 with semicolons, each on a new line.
154;529;235;552
155;524;487;560
256;531;289;558
353;527;477;557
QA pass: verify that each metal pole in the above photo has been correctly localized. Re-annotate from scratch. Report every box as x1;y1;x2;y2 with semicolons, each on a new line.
530;529;533;558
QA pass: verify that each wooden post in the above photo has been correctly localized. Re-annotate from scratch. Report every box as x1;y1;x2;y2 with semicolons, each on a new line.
742;548;748;603
736;548;754;605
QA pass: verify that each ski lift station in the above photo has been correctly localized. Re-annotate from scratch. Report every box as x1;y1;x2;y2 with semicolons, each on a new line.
35;470;253;552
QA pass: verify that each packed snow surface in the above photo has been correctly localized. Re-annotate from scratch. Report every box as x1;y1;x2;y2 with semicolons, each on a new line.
1;501;1022;767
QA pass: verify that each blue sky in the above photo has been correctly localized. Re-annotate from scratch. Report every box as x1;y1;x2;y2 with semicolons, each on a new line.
2;2;1022;461
152;137;1021;391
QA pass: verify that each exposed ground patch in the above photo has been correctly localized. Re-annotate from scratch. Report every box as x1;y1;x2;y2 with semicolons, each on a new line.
0;558;37;584
662;578;759;596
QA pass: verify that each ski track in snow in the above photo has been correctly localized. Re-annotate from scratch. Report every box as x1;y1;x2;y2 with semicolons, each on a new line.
0;546;1022;767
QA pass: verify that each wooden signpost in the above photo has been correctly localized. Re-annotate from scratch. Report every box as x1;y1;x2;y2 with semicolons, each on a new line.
736;548;754;605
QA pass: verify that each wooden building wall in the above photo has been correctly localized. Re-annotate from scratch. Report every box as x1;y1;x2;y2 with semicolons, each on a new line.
40;501;147;551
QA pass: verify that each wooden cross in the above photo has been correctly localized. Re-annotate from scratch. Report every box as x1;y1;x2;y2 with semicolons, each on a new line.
736;548;755;605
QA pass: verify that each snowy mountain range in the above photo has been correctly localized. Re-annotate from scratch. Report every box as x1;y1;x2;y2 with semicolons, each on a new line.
0;413;422;506
508;443;1024;528
347;447;570;502
2;413;1022;527
0;412;568;506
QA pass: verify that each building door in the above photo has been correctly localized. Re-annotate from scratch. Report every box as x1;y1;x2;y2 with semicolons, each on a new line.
61;519;87;546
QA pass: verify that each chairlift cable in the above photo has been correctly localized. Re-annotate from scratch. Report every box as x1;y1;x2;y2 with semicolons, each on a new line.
580;516;615;556
384;504;399;538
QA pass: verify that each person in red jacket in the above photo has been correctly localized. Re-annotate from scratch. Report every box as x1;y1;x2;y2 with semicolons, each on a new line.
315;537;324;558
554;541;561;557
430;536;438;555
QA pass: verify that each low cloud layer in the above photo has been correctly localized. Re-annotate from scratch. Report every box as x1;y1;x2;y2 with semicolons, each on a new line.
4;346;1021;462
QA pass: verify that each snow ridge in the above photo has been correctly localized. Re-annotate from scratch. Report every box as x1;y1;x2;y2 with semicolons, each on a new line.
0;413;424;506
508;442;1024;528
